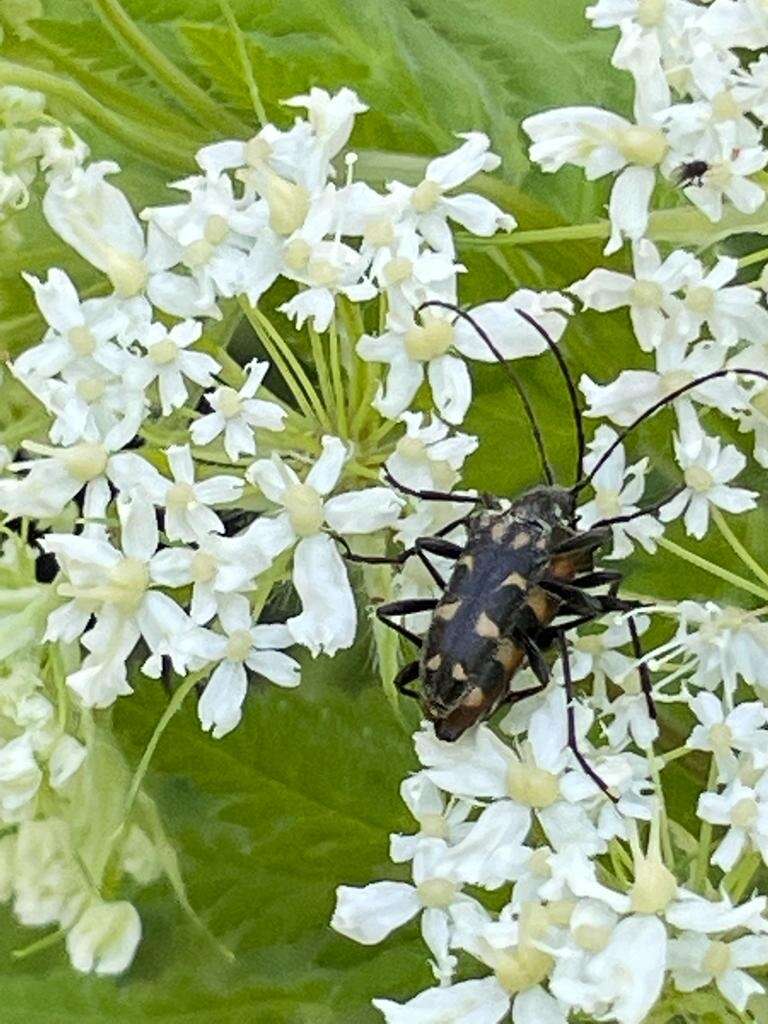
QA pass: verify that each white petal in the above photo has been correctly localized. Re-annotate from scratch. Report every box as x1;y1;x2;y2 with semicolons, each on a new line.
331;881;420;944
306;436;348;495
287;535;356;656
324;488;402;534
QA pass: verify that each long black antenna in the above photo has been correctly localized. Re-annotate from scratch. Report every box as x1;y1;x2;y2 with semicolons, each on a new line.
512;306;586;485
574;367;768;495
416;299;554;487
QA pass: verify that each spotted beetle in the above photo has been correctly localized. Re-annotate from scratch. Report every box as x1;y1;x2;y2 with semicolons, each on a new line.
338;301;768;795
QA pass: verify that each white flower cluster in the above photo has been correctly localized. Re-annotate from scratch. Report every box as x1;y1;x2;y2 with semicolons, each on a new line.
326;1;768;1021
0;86;87;221
524;0;768;252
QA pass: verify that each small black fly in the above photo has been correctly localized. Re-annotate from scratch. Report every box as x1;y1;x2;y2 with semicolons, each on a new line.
337;302;768;797
675;160;709;187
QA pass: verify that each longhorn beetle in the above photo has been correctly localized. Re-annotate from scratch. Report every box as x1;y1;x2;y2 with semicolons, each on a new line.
337;301;768;796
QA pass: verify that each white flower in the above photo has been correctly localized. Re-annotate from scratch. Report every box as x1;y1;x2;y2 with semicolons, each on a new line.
569;240;694;352
697;773;768;870
43;161;219;318
332;838;483;984
577;425;664;559
190;360;287;462
688;692;768;782
13;818;86;928
156;444;243;543
701;0;768;50
136;319;219;416
372;977;510;1024
682;145;768;223
369;224;463;322
390;772;474;863
387;133;515;253
385;413;477;492
522;106;669;253
0;734;42;818
679;255;768;347
282;86;368;180
42;496;195;706
66;900;141;975
0;434;164;522
669;931;768;1012
450;289;573;361
246;436;402;654
580;337;743;427
660;403;757;539
150;531;266;625
551;912;667;1024
182;594;300;738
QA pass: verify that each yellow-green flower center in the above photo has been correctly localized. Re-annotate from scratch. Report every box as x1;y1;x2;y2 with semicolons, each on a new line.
283;483;325;536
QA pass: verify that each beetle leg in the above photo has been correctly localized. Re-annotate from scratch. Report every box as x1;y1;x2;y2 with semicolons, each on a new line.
627;615;657;721
376;598;437;648
383;470;480;505
393;660;421;699
551;527;610;556
539;578;603;616
335;515;469;567
556;632;616;802
517;633;550;686
571;569;623;589
413;537;462;589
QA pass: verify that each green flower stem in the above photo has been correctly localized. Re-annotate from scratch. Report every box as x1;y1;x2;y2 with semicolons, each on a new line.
240;301;324;426
646;746;674;869
308;324;337;431
117;672;206;846
693;757;718;893
11;927;66;961
724;850;761;903
739;246;768;270
328;318;349;438
711;509;768;590
660;745;691;766
658;537;768;603
86;0;246;135
460;221;610;248
349;374;381;439
0;61;191;172
216;0;267;126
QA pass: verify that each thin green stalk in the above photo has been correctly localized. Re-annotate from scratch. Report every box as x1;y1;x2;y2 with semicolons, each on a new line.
350;375;380;438
693;758;718;893
647;746;674;869
87;0;246;134
711;509;768;590
328;318;349;438
12;928;65;960
239;302;319;425
216;0;267;125
460;220;609;248
119;671;205;835
308;325;337;427
246;303;330;429
739;246;768;270
0;61;191;172
658;537;768;602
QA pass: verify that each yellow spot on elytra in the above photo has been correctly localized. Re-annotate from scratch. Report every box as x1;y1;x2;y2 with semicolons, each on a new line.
459;555;474;571
452;663;468;681
463;686;484;708
491;522;506;542
426;654;442;671
437;601;460;621
502;572;526;590
495;639;524;672
513;531;530;549
475;611;500;638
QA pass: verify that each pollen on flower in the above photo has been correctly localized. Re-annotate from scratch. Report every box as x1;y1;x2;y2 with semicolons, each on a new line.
68;325;96;356
416;877;459;908
404;319;453;361
166;482;196;510
630;852;677;913
308;258;340;288
703;940;733;977
284;238;311;271
108;558;150;613
225;629;252;662
283;482;325;536
383;257;413;285
217;387;243;418
684;465;715;493
244;135;271;167
103;248;148;298
711;90;741;122
617;126;668;167
630;280;664;308
363;217;395;247
76;378;106;403
264;173;310;235
731;796;759;828
494;944;553;995
507;761;559;808
63;442;108;482
574;920;613;953
636;0;666;27
204;214;229;245
419;812;449;839
148;339;179;366
182;240;214;269
685;285;715;315
410;179;443;213
190;551;217;583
